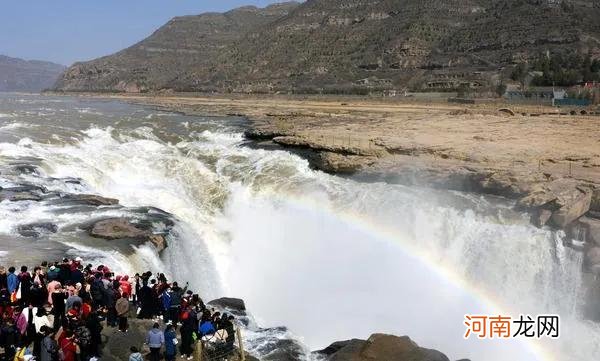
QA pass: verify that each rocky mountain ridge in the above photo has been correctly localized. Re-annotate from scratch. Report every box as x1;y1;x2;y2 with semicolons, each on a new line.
54;0;600;94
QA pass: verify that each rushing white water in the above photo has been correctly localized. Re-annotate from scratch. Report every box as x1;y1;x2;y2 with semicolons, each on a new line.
0;93;599;360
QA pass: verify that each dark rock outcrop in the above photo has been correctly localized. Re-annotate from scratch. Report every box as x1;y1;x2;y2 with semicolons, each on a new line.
63;194;119;206
90;218;148;239
207;297;246;314
17;222;58;238
316;339;368;358
319;334;450;361
88;218;167;251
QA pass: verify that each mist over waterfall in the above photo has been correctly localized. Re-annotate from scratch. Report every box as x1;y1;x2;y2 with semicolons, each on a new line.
0;94;598;360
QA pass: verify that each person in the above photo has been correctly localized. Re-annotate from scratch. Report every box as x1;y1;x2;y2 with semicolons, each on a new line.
164;324;178;361
32;266;45;287
58;329;80;361
89;273;104;309
1;317;19;361
17;266;33;305
179;305;195;359
0;266;8;290
65;287;82;312
51;284;67;331
146;322;164;361
71;264;85;285
46;279;61;305
29;281;46;308
7;266;19;295
46;265;60;282
132;274;140;305
223;315;236;353
15;306;28;336
160;285;171;323
104;281;117;327
40;326;57;361
137;280;153;319
198;318;215;337
33;304;53;358
168;282;187;326
119;275;132;299
58;259;71;284
85;309;103;358
129;346;143;361
66;301;83;327
115;293;129;332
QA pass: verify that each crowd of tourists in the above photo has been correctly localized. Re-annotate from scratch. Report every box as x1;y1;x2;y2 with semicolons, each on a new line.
0;257;238;361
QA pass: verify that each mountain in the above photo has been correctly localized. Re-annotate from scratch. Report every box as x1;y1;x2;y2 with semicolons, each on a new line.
54;0;600;94
0;55;66;92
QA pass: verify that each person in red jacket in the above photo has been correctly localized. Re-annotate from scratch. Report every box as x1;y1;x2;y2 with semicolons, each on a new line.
120;275;132;299
58;329;80;361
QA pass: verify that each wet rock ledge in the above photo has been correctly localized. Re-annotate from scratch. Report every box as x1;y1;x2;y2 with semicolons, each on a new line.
0;160;173;254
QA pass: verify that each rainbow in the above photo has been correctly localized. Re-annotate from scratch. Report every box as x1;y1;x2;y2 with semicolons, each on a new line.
260;189;554;361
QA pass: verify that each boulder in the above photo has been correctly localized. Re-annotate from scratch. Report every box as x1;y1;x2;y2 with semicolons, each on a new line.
317;152;376;173
88;218;167;252
208;297;246;313
551;187;593;228
317;339;368;360
324;334;450;361
147;234;166;250
261;339;305;361
13;164;38;174
17;222;58;238
517;190;558;209
64;194;119;206
90;218;147;240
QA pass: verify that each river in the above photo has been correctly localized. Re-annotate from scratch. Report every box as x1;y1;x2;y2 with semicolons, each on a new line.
0;93;598;360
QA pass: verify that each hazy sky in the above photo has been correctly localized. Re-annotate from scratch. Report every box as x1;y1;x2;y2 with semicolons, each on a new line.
0;0;284;66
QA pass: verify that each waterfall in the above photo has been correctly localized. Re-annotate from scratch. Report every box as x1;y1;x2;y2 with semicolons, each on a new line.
0;93;599;360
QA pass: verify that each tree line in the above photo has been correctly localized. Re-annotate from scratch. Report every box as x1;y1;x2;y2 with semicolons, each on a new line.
511;52;600;87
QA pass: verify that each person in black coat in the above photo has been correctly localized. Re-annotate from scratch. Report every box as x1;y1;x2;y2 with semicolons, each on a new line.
90;273;105;309
179;306;195;358
103;282;117;327
58;259;71;284
0;266;8;291
137;280;153;319
51;285;67;331
29;281;47;308
71;265;85;285
18;266;32;307
0;317;19;361
86;309;104;357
